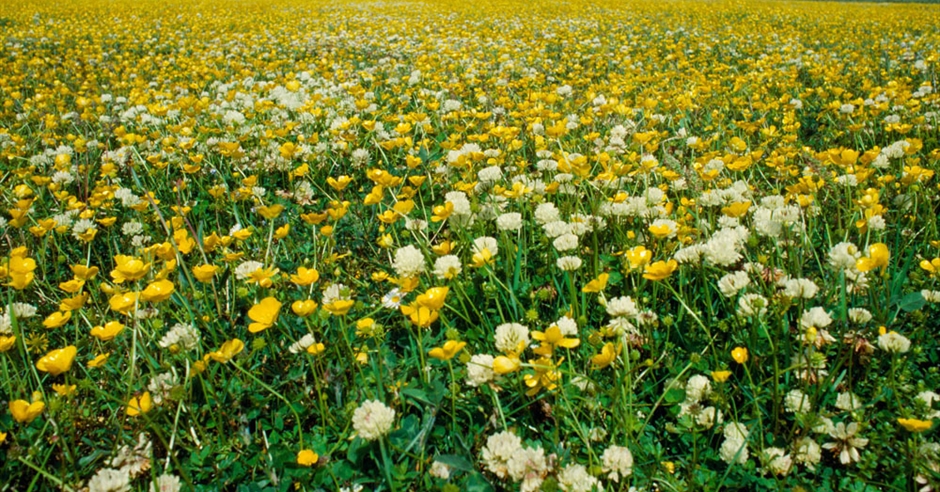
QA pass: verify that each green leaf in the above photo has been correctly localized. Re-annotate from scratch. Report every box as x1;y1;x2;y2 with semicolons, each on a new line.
433;454;474;472
464;471;495;492
896;292;926;312
665;387;686;404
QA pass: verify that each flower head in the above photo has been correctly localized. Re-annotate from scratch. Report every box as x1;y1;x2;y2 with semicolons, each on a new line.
36;345;77;376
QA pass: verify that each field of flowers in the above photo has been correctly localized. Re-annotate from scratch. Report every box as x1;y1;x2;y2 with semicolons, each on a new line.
1;0;940;490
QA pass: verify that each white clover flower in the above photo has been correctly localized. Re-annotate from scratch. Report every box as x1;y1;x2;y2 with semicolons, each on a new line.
542;220;570;238
835;391;863;412
847;308;872;324
472;236;499;256
601;445;633;482
606;296;638;318
87;468;131;492
557;463;598;492
158;323;200;352
720;438;749;464
762;447;792;476
784;389;812;414
923;290;940;303
878;331;911;353
11;302;37;318
794;437;822;470
737;294;768;318
552;233;579;252
697;406;722;429
466;354;496;387
433;255;462;280
823;421;868;464
494;323;529;354
685;375;712;403
556;256;583;271
554;315;578;336
784;278;818;299
496;212;523;231
150;473;182;492
506;446;548;492
724;422;750;441
352;400;395;441
800;307;833;329
534;202;560;225
718;271;750;297
235;261;264;280
481;431;523;479
289;334;317;354
392;245;426;279
829;242;860;270
429;461;451;480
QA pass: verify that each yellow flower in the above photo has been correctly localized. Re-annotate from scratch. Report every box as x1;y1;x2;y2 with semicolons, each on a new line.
126;392;153;416
9;400;44;424
70;264;100;280
591;342;618;369
247;267;279;288
290;267;320;286
415;287;449;311
307;343;326;356
711;370;732;383
531;325;580;356
898;418;933;433
493;355;521;374
431;202;454;222
0;335;16;352
327;175;353;191
625;246;653;270
400;305;439;327
524;357;562;396
376;233;394;249
42;311;71;329
291;299;318;317
471;248;495;268
731;347;748;364
88;353;110;368
297;449;319;466
323;299;355;316
58;278;85;293
7;252;37;290
431;240;454;256
90;321;125;342
721;201;752;218
52;383;76;397
36;346;77;376
274;223;290;239
109;291;139;315
643;259;678;281
920;258;940;277
257;204;284;220
110;255;151;283
582;273;609;293
856;243;889;272
428;340;467;361
248;297;282;333
648;223;673;239
59;292;89;311
141;279;175;302
192;264;220;283
209;339;245;363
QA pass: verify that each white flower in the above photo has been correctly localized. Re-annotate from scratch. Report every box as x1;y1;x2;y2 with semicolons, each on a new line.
382;288;405;309
392;245;426;278
542;220;570;238
11;302;38;318
724;422;750;441
466;354;496;387
481;431;523;479
697;406;721;428
496;212;523;231
352;400;395;441
557;463;598;492
784;278;818;299
718;271;750;297
158;323;200;352
762;447;793;476
737;294;768;318
478;165;503;183
506;446;548;492
87;468;131;492
829;242;860;270
433;255;462;280
835;392;863;412
150;473;182;492
552;233;579;252
823;421;868;464
601;445;633;482
720;438;749;464
429;461;451;480
784;389;812;414
534;202;560;225
494;323;529;354
235;261;264;280
847;308;872;324
606;296;638;318
923;290;940;303
794;437;822;470
472;236;499;256
800;307;833;329
557;256;582;271
553;315;578;336
685;375;712;403
878;331;911;353
289;334;317;354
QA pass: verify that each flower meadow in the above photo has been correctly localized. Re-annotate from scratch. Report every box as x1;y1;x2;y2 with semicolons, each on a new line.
1;0;940;490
